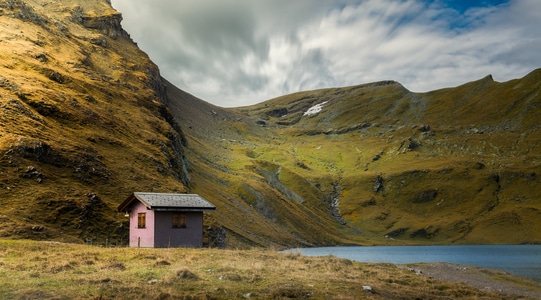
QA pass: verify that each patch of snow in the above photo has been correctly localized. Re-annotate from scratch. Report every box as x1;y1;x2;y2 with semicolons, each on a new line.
303;101;328;116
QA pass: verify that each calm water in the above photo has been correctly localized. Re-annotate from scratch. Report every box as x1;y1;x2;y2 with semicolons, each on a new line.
287;245;541;282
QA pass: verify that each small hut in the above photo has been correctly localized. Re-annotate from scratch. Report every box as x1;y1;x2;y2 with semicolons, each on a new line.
118;192;216;248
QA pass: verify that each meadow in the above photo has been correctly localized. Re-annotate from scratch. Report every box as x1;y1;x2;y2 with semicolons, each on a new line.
1;240;538;299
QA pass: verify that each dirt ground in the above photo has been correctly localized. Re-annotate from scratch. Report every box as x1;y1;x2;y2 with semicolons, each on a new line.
403;262;541;299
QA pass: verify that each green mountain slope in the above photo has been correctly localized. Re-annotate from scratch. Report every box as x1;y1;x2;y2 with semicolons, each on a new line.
170;70;541;246
1;0;539;247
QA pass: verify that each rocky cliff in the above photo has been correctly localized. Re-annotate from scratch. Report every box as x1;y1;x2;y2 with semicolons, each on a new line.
0;0;188;243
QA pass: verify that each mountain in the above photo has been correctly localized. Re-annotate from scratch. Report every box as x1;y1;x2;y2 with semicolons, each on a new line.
0;0;189;243
169;70;541;246
1;0;540;247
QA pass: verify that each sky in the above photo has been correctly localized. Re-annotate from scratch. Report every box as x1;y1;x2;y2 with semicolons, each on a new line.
110;0;541;107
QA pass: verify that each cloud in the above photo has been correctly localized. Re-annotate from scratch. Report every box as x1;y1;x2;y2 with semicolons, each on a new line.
111;0;541;107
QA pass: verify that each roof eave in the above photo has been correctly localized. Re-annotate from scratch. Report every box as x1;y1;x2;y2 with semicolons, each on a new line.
152;207;216;212
117;193;152;212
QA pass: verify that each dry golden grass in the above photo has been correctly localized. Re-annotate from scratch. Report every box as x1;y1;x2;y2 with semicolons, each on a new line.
1;240;534;299
0;0;187;244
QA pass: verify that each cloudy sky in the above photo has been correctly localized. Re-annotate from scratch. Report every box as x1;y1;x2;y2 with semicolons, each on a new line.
111;0;541;107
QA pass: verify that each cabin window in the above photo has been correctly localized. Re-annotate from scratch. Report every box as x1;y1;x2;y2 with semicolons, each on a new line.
137;213;146;228
172;213;186;228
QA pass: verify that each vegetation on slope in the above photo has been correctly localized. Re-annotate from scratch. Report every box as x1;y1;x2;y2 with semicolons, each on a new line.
0;0;188;243
1;0;539;248
170;70;541;246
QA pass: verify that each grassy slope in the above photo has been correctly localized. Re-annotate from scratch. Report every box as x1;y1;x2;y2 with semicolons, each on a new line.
0;0;187;243
165;82;358;247
171;71;541;246
247;73;541;244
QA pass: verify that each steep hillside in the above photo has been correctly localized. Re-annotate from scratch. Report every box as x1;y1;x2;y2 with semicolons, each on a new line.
165;82;360;247
0;0;188;243
171;70;541;246
241;70;541;244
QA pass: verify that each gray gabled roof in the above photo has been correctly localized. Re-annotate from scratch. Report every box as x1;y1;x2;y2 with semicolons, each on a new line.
118;192;216;212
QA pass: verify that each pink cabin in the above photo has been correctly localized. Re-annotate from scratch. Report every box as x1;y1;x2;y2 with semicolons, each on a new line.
118;192;216;248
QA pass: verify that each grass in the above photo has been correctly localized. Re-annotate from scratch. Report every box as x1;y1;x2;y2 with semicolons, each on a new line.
217;71;541;245
1;0;541;249
0;239;533;299
0;0;187;244
176;76;541;246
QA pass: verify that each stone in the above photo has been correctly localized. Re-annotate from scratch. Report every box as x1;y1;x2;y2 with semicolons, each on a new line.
412;189;438;203
373;175;384;192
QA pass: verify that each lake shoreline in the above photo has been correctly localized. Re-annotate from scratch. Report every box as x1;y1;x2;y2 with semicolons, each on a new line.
403;262;541;299
286;244;541;282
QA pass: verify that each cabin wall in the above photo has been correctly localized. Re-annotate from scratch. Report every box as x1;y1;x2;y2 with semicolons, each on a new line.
154;212;204;248
129;202;155;247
